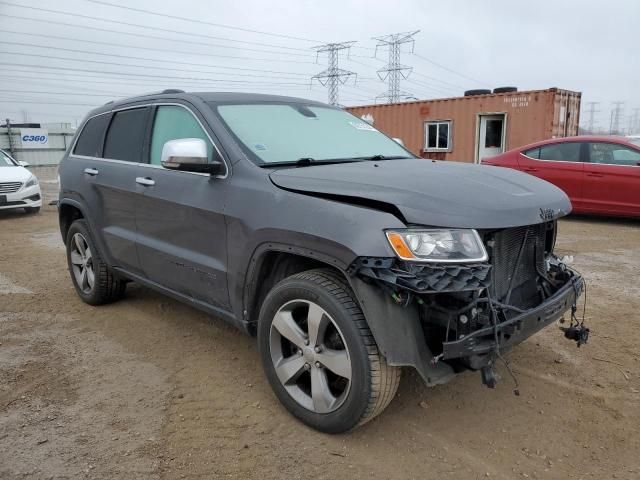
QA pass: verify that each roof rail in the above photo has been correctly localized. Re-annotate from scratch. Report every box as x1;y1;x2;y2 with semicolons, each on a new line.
161;89;185;94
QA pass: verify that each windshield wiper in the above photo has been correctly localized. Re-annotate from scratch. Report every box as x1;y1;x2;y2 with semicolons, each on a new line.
354;154;413;161
259;157;363;168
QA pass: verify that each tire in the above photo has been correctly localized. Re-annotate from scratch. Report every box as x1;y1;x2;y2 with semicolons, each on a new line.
257;268;400;433
493;86;517;94
464;88;491;96
24;206;40;214
65;219;126;305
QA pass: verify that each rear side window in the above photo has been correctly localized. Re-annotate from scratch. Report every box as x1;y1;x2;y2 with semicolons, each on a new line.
523;147;540;159
73;114;110;157
103;108;149;162
150;105;213;166
537;142;582;162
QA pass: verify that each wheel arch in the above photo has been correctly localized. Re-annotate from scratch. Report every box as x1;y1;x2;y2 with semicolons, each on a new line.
58;199;87;242
242;244;350;335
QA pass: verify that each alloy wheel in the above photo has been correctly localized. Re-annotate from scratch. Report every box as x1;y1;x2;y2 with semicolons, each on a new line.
269;299;352;414
70;232;95;294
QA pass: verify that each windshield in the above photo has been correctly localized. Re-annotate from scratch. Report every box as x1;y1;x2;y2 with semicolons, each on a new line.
214;103;412;164
629;138;640;147
0;150;17;167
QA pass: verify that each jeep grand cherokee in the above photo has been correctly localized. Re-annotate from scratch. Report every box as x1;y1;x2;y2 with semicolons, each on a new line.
58;91;585;433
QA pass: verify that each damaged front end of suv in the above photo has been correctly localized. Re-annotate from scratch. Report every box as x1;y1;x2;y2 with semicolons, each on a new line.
348;220;586;390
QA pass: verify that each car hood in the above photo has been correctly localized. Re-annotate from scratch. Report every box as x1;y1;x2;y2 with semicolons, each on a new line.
269;159;572;229
0;166;31;183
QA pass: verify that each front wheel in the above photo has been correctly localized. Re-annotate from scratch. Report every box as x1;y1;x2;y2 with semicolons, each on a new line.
65;219;126;305
257;269;400;433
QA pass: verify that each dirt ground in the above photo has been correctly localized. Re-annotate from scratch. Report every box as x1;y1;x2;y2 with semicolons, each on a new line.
1;167;639;480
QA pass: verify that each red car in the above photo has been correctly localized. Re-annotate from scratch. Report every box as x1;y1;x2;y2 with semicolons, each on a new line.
482;136;640;217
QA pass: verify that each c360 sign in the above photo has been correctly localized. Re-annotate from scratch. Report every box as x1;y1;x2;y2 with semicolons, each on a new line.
20;128;49;149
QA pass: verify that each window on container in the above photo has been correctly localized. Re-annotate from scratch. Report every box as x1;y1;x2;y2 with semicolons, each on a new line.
484;119;503;148
103;108;149;163
425;121;451;151
538;142;582;162
73;113;111;157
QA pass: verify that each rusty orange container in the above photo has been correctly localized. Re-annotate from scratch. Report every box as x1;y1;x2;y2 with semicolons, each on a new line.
346;88;581;162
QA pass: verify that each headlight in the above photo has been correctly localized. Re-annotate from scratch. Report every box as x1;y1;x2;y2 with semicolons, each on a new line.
25;175;39;188
385;228;488;263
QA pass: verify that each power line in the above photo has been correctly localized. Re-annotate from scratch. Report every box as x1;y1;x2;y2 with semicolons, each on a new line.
0;2;313;56
0;51;315;83
83;0;322;43
312;42;357;105
373;31;419;103
0;14;318;65
411;52;490;87
0;40;316;78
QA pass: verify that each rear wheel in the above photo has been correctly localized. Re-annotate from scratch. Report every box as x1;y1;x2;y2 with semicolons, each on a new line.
65;219;126;305
257;269;400;433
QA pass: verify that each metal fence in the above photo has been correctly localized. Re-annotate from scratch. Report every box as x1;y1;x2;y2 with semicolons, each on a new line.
0;127;76;166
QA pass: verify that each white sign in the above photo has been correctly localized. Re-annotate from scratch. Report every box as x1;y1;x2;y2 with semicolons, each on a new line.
20;128;49;149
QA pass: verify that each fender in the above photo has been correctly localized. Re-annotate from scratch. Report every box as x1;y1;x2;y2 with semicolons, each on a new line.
58;198;111;267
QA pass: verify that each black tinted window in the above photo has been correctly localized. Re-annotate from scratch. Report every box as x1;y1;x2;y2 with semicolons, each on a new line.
538;142;581;162
73;114;110;157
103;108;148;162
523;147;540;159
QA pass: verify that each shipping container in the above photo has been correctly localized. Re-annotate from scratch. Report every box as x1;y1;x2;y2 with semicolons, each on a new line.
346;88;581;162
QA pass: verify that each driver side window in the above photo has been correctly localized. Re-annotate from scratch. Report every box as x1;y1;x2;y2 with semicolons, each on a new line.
589;142;640;166
150;105;213;166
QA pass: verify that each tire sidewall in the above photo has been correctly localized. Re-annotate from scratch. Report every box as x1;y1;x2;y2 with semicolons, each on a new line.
257;275;372;433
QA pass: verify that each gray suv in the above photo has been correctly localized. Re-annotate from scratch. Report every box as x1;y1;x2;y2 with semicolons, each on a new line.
58;91;585;433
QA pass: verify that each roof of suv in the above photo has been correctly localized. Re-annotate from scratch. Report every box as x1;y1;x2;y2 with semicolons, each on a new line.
89;91;329;117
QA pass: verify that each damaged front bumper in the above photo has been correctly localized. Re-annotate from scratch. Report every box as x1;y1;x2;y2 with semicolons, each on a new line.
442;273;583;363
347;254;585;388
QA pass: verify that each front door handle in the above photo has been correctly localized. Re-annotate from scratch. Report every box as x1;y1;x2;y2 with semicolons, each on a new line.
135;177;155;186
83;168;99;176
586;172;604;178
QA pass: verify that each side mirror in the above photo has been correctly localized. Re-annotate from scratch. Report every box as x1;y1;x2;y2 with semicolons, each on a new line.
18;160;30;167
392;137;405;147
160;138;224;175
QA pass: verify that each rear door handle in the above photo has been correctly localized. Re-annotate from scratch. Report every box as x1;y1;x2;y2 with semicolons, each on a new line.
586;172;604;178
83;168;99;176
135;177;155;186
523;167;538;172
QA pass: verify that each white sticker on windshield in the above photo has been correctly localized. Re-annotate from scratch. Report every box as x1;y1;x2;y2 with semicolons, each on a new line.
349;121;377;131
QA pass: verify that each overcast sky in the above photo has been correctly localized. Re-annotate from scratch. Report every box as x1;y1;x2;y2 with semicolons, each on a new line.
1;0;638;131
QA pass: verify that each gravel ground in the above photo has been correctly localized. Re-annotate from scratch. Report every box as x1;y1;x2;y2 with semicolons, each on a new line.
1;167;639;479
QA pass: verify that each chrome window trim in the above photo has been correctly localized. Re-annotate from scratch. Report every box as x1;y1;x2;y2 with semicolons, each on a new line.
69;102;230;179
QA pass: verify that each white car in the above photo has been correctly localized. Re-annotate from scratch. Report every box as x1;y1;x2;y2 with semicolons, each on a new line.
0;149;42;213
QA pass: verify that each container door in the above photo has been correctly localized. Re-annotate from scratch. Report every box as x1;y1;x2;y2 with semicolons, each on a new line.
477;114;506;162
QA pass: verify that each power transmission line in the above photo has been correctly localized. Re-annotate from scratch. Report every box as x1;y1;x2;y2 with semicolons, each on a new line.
0;1;318;49
0;40;316;78
83;0;323;43
0;13;315;65
312;42;357;105
411;52;490;87
372;31;419;103
0;51;315;83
